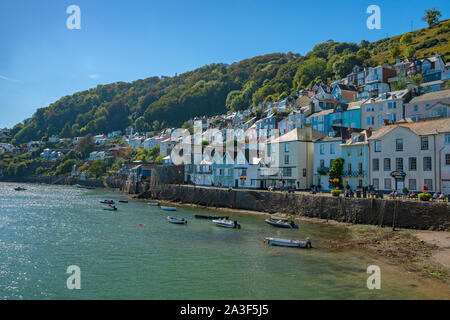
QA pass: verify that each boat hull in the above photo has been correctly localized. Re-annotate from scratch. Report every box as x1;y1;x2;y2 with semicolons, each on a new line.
265;219;298;229
161;206;176;211
212;219;240;229
167;216;187;224
264;237;311;248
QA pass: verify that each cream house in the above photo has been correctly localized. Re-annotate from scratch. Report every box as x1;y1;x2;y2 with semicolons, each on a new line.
264;126;325;190
368;119;450;193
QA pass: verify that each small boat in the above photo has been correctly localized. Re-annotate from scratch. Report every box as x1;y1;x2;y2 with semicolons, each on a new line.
148;202;160;206
14;186;27;191
74;184;85;188
194;214;229;219
212;219;240;229
100;200;115;204
265;218;298;229
161;206;176;211
264;237;312;248
103;205;117;211
85;186;95;190
118;200;128;203
167;216;187;224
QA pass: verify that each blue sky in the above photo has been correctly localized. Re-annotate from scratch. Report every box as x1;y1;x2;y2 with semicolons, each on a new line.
0;0;448;128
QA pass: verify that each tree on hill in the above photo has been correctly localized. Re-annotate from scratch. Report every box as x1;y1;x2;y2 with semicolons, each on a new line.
422;8;442;27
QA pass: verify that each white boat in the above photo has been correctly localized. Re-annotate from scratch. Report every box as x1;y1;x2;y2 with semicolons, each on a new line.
264;237;311;248
167;216;187;224
161;206;176;211
265;218;298;229
212;219;240;229
148;202;160;206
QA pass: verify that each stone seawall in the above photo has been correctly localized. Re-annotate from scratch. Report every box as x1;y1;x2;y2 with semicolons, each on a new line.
145;185;449;231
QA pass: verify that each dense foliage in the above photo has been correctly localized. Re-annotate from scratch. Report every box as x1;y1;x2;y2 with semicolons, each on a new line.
9;20;449;145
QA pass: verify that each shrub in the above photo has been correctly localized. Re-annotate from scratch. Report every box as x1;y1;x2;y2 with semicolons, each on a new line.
331;190;341;197
418;193;431;201
402;187;409;194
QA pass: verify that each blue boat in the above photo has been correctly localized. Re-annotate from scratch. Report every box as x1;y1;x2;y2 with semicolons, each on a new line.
265;218;298;229
212;219;240;229
264;237;311;248
100;200;115;204
161;206;176;211
167;216;187;224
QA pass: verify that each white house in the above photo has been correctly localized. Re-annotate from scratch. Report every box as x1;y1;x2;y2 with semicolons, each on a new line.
40;148;63;161
313;135;344;191
233;150;266;189
439;131;450;194
89;151;106;161
367;119;450;193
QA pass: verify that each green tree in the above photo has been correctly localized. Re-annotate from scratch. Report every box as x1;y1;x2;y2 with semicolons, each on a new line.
390;45;402;59
422;8;442;27
404;45;416;59
332;54;360;78
329;158;344;189
400;33;413;45
87;159;105;179
75;134;95;158
56;159;76;175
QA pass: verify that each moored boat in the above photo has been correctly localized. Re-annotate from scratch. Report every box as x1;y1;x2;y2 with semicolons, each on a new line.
212;219;240;229
264;237;311;248
100;200;115;204
14;186;27;191
161;206;176;211
148;202;160;206
167;216;187;224
194;214;229;219
103;205;117;211
265;218;298;229
118;200;128;203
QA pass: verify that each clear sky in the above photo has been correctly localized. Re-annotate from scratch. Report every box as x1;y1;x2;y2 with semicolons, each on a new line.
0;0;448;128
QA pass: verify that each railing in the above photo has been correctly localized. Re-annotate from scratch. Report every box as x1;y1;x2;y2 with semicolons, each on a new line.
342;170;366;177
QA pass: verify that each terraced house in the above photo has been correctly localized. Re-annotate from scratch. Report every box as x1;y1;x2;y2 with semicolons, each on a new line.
367;119;450;193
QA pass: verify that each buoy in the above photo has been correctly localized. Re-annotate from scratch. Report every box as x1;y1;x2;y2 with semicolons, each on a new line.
395;236;399;239
139;224;142;227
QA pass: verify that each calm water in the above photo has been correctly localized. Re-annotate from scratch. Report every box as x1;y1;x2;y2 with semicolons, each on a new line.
0;182;448;300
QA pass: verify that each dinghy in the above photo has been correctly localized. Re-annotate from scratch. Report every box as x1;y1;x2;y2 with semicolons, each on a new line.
103;205;117;211
265;218;298;229
148;202;160;206
161;206;176;211
167;216;187;224
118;200;128;203
212;219;240;229
100;200;115;204
14;186;27;191
264;237;311;248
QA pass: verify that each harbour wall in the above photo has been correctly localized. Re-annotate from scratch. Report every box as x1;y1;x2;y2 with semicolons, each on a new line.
143;185;449;231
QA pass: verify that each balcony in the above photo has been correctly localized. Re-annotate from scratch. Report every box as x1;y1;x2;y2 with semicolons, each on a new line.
342;170;366;177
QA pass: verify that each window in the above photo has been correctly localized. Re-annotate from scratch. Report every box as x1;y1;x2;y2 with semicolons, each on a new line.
267;144;271;156
384;178;392;190
320;159;325;168
320;144;325;154
358;163;363;175
446;154;450;165
284;168;292;177
373;158;379;171
284;155;289;165
414;105;418;112
421;137;429;150
446;134;450;144
409;179;416;191
396;139;403;151
375;141;381;152
372;178;379;189
409;157;417;171
219;169;224;175
330;144;335;154
285;143;290;153
302;168;307;177
424;179;433;190
347;163;352;173
396;158;403;171
384;158;391;171
241;169;247;176
423;157;432;171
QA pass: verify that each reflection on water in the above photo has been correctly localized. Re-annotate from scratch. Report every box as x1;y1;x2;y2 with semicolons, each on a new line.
0;182;448;299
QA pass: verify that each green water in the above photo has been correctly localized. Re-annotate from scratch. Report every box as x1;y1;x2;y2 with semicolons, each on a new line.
0;182;448;299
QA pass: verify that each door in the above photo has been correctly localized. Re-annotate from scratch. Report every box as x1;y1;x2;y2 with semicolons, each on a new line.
235;179;238;188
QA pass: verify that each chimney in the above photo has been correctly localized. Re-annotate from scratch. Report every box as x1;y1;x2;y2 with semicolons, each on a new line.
302;124;312;141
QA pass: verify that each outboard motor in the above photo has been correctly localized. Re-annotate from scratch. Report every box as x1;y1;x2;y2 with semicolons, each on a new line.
306;237;312;248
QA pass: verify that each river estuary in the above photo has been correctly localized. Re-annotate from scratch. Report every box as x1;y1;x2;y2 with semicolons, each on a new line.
0;182;448;299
